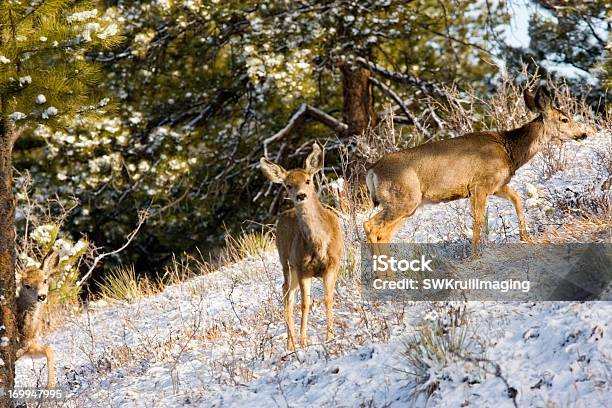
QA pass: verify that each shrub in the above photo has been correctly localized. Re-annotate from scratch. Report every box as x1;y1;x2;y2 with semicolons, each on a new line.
400;303;477;399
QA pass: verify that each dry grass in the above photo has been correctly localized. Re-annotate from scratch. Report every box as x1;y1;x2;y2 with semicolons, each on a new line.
425;67;539;139
355;112;407;164
97;265;162;301
121;227;278;296
221;228;276;265
541;213;612;243
338;246;360;281
539;142;571;179
419;65;598;154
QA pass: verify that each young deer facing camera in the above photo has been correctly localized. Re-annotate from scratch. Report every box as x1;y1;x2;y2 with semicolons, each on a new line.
364;84;588;252
260;143;343;350
16;251;59;388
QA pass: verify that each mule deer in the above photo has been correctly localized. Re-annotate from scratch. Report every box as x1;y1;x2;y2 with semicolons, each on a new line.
260;143;343;350
364;84;588;252
16;251;59;388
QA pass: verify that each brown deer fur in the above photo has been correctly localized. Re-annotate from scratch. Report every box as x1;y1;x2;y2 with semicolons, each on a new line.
364;84;588;252
260;143;344;350
16;251;59;388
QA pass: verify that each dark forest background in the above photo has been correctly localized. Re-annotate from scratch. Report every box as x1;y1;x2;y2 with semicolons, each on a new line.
11;0;610;278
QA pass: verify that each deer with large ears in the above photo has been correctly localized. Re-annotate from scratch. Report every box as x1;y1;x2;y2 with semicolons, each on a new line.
260;143;343;350
16;250;60;388
364;83;588;253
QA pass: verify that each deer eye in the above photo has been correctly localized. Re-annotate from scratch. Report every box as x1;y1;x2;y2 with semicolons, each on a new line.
24;284;32;290
305;179;311;185
286;185;293;190
44;279;48;284
561;117;569;123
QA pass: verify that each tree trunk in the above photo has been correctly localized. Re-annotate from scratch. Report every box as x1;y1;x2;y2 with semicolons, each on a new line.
339;63;376;137
339;63;376;190
0;117;17;407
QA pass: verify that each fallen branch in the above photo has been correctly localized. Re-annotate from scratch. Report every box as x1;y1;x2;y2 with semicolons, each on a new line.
262;103;348;158
76;208;149;288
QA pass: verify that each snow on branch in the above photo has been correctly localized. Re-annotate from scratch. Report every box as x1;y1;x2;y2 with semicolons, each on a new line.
262;103;348;158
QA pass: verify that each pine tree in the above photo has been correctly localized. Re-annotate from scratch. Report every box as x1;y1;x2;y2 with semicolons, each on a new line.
504;1;609;109
0;1;120;398
30;0;508;271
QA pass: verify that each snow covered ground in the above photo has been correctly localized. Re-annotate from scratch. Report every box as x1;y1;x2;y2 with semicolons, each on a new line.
16;132;611;407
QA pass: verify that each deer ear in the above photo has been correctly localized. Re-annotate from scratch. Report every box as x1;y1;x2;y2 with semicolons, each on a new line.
534;84;553;112
523;88;538;112
260;158;287;184
304;143;323;174
41;250;60;277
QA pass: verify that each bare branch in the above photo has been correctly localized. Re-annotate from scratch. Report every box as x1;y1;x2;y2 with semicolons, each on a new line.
356;57;448;99
415;22;493;55
182;74;249;129
262;103;348;158
76;208;149;288
369;76;431;137
369;77;412;120
356;57;420;85
390;115;415;124
10;125;28;147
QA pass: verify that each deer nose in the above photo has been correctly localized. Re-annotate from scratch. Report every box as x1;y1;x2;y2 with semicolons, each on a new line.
38;294;47;302
576;133;587;140
296;192;307;202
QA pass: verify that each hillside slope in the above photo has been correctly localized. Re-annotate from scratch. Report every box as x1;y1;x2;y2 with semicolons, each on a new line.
16;132;611;407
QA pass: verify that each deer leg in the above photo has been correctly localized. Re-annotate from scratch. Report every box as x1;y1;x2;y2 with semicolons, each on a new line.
495;184;530;241
283;268;299;351
364;215;391;267
20;343;56;389
470;187;488;253
299;276;312;348
16;346;27;359
364;194;420;258
364;210;386;244
377;214;411;243
364;208;410;244
367;200;420;279
45;345;56;388
322;265;338;341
